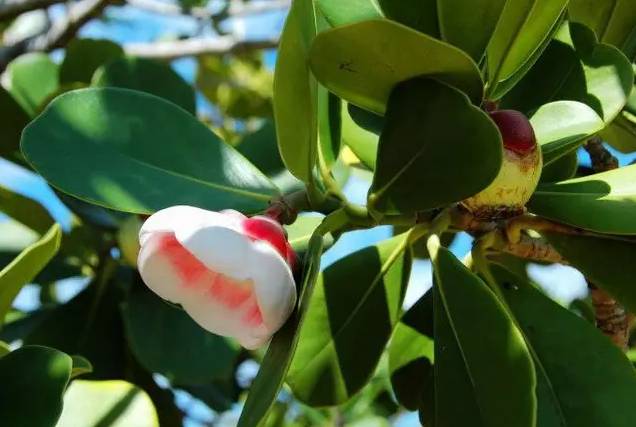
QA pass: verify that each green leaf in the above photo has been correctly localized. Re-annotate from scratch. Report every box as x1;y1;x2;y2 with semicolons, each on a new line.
21;88;279;214
238;233;324;427
285;216;334;253
0;185;55;235
529;101;604;166
121;289;238;385
501;22;634;124
377;0;439;37
487;0;568;87
493;264;636;427
569;0;636;60
273;0;318;183
341;102;378;170
542;232;636;314
0;345;72;427
309;19;483;115
93;56;196;114
56;380;159;427
0;224;61;327
528;164;636;234
70;355;93;379
0;86;30;157
60;38;123;85
6;53;59;116
429;236;536;427
388;291;433;411
0;340;9;356
317;88;342;170
287;234;412;406
315;0;382;27
600;111;636;153
368;78;501;216
539;151;578;183
438;0;506;62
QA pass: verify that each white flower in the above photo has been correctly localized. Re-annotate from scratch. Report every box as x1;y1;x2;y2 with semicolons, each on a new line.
137;206;297;349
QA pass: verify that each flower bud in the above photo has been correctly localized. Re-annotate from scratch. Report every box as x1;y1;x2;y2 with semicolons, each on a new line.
462;110;542;219
137;206;297;349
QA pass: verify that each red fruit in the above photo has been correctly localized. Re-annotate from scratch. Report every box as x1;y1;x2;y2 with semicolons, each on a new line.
242;215;291;264
489;110;537;155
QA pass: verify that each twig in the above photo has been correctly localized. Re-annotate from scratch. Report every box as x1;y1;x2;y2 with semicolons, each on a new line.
125;0;290;19
0;0;65;21
585;137;619;172
124;36;278;59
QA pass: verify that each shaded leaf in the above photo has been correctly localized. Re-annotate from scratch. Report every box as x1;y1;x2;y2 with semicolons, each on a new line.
60;38;124;85
70;355;93;378
284;216;334;253
0;185;54;235
22;88;278;214
5;53;59;116
315;0;382;27
378;0;439;37
0;86;30;157
341;102;378;170
540;151;578;183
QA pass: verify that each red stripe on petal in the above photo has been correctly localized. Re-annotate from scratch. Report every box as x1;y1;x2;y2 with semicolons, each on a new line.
243;303;263;326
159;234;208;284
208;274;253;309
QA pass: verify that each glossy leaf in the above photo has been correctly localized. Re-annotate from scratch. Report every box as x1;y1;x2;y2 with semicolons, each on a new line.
542;232;636;314
540;151;578;183
388;291;433;411
93;56;196;114
528;164;636;234
429;236;536;427
487;0;568;86
569;0;636;60
378;0;439;36
341;102;378;169
438;0;506;62
287;234;411;406
238;233;324;427
0;185;55;235
21;88;279;214
494;264;636;426
56;380;159;427
0;86;30;157
600;112;636;153
70;355;93;378
502;23;633;124
6;52;59;116
0;224;61;327
529;101;604;166
309;19;483;115
285;216;334;253
315;0;382;27
369;78;501;215
273;0;318;183
60;38;123;85
121;289;238;385
0;345;72;427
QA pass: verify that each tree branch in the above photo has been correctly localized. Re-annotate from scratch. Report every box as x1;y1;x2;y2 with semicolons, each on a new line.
125;0;290;19
0;0;65;21
124;36;278;60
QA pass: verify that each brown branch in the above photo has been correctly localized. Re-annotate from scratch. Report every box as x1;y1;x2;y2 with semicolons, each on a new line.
0;0;65;21
494;234;568;265
124;36;278;60
585;137;619;172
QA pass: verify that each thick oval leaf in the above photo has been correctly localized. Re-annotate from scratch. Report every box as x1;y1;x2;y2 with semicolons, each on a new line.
0;224;61;326
317;88;342;170
309;19;483;115
569;0;636;60
238;234;324;427
540;151;578;183
429;237;536;427
368;78;501;215
528;164;636;234
487;0;568;86
494;264;636;427
5;52;59;116
438;0;506;62
378;0;439;37
121;289;238;385
21;88;279;214
502;23;634;124
315;0;382;27
273;0;318;183
0;185;55;235
60;38;123;85
0;86;29;157
93;56;196;114
284;216;334;253
600;112;636;153
0;345;72;427
388;291;434;411
287;234;412;406
70;355;93;379
529;101;604;166
341;102;378;169
56;380;159;427
542;232;636;314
